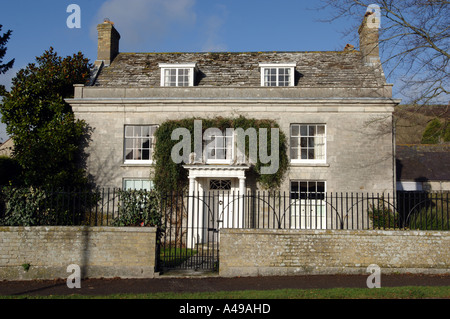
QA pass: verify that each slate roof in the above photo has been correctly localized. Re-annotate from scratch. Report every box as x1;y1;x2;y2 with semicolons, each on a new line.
92;51;386;89
396;144;450;181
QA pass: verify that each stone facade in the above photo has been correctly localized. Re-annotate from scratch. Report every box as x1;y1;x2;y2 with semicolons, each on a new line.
66;14;400;196
70;91;396;193
219;229;450;277
0;226;156;280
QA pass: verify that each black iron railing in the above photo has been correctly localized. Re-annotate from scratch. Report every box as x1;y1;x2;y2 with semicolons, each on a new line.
0;188;448;231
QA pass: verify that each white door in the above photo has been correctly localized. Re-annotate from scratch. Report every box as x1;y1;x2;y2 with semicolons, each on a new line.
209;179;235;229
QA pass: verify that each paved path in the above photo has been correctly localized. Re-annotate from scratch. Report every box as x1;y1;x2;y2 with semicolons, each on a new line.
1;273;449;296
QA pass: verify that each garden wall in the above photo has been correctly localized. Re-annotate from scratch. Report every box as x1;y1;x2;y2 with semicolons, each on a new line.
219;229;450;277
0;226;157;280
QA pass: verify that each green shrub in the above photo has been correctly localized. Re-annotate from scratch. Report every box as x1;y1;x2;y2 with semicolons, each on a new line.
368;201;401;229
112;189;161;227
0;187;49;226
408;202;449;230
421;118;449;144
0;187;100;226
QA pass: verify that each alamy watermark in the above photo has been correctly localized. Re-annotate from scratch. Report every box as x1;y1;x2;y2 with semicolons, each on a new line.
66;4;81;29
67;264;81;288
171;120;280;175
366;264;381;288
366;4;381;29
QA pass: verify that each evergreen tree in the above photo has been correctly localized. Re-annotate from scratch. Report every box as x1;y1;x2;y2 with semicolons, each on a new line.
0;47;92;188
0;25;15;95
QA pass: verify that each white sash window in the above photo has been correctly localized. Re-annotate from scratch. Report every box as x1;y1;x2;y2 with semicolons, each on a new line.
290;124;326;163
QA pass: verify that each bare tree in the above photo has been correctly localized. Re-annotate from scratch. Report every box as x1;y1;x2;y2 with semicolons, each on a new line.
316;0;449;106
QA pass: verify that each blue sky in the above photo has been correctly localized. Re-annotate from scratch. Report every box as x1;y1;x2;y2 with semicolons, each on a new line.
0;0;380;142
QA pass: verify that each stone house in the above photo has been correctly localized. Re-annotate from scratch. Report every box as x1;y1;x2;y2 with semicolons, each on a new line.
67;13;400;231
0;138;14;157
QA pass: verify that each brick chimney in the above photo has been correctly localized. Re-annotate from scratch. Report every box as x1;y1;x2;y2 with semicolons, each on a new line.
96;19;120;66
358;11;380;66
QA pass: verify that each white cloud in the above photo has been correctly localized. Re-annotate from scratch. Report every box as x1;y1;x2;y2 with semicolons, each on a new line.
201;5;228;52
91;0;197;49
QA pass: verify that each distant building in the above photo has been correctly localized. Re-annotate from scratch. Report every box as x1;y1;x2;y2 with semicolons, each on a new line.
0;138;14;157
396;144;450;192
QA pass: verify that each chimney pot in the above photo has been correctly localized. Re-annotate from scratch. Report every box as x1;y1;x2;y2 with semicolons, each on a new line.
96;20;120;66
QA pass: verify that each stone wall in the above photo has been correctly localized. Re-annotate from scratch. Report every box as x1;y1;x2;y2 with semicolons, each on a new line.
219;229;450;277
0;226;156;280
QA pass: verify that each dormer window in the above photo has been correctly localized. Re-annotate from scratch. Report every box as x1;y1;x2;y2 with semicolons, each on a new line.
159;63;196;87
259;63;296;87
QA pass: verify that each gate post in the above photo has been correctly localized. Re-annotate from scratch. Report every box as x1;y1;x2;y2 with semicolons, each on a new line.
238;177;246;228
187;177;196;249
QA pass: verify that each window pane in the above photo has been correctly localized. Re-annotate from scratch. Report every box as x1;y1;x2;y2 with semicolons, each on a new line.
290;137;299;148
317;182;325;193
309;126;316;136
300;125;307;136
290;181;299;199
301;149;308;159
125;149;134;160
125;126;134;137
144;180;154;190
142;138;150;148
142;149;150;160
291;125;299;136
124;180;135;189
141;126;150;137
125;139;133;149
300;137;307;147
317;125;325;135
300;182;308;193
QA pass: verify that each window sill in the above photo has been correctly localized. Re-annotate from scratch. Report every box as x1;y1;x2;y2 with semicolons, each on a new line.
205;161;233;165
290;162;329;167
121;162;154;167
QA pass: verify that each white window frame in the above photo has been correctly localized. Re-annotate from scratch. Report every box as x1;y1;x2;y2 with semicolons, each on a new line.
124;125;158;164
290;124;326;164
123;179;154;191
159;63;196;87
259;63;296;87
290;180;326;199
204;128;235;164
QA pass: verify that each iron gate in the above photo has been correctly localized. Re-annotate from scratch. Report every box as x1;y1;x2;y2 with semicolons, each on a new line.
156;192;225;273
154;190;449;272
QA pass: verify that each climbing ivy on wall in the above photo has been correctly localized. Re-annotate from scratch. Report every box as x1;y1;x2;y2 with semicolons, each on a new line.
152;116;288;194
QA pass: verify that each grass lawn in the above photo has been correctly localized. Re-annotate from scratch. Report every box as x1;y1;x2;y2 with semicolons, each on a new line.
1;286;449;299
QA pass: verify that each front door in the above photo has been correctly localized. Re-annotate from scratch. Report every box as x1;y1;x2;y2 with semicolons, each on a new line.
209;179;234;229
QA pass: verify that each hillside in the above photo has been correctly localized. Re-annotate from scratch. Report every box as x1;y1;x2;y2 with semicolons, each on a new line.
394;104;449;145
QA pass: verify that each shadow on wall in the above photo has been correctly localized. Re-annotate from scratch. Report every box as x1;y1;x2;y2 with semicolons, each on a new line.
87;148;124;189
